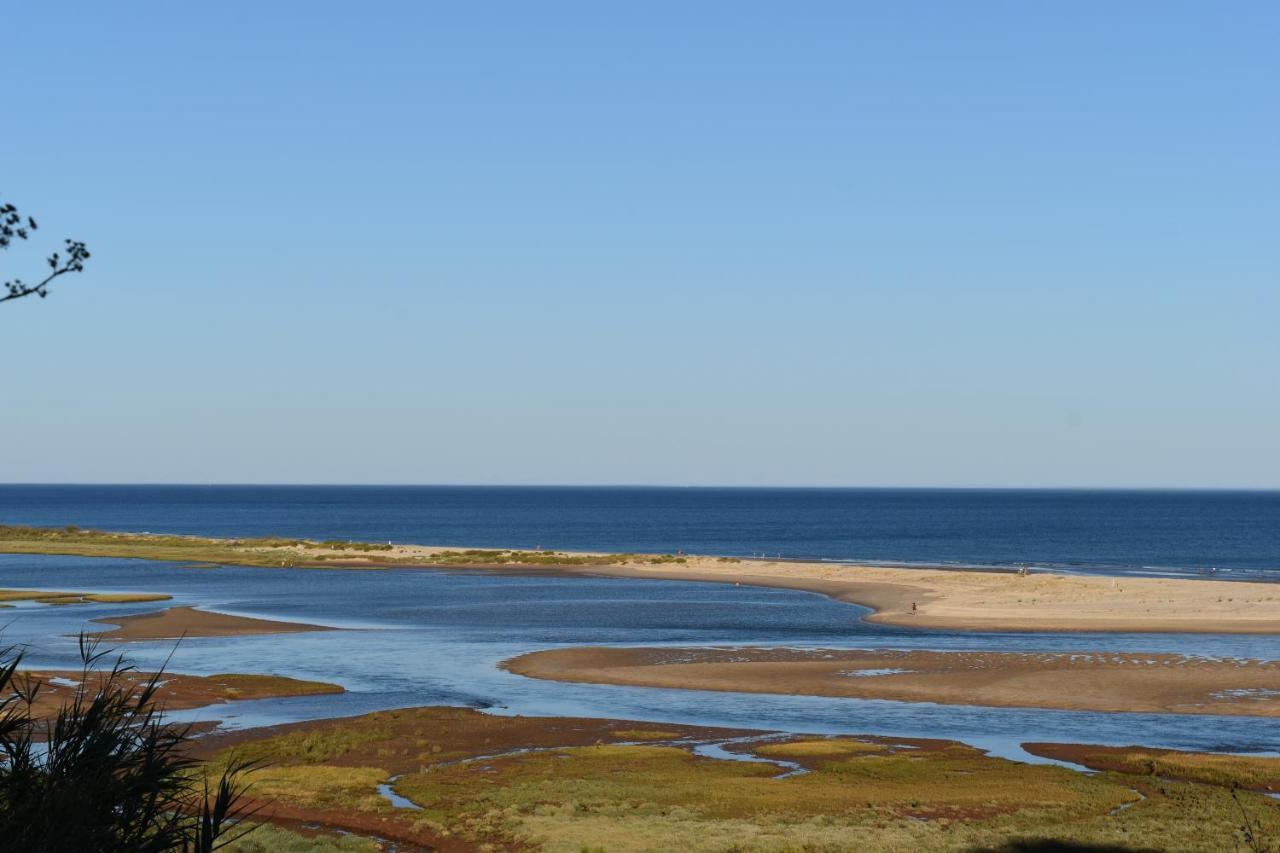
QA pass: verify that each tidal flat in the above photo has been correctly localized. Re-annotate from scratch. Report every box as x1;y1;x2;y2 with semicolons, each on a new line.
3;550;1279;850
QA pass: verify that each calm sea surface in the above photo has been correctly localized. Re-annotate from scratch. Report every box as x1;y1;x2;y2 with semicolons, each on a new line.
1;485;1277;577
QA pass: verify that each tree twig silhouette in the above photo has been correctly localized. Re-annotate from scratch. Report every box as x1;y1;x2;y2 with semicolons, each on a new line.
1;195;90;305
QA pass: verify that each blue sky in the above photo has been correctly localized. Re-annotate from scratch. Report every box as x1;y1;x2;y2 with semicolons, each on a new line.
3;3;1277;487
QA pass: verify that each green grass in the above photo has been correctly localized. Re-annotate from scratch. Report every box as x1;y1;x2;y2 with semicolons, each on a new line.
0;524;722;570
223;823;381;853
1041;745;1280;792
612;729;687;741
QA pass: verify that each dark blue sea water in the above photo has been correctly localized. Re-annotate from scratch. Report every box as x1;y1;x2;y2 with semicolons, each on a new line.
1;485;1277;577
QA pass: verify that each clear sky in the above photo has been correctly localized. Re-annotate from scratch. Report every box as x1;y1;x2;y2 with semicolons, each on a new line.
3;2;1277;487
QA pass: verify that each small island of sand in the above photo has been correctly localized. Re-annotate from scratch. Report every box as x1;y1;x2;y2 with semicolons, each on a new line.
90;605;334;641
504;645;1280;717
17;668;343;720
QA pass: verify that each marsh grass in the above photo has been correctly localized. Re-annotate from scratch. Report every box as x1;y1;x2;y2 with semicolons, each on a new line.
222;823;380;853
209;710;1280;851
1081;748;1279;792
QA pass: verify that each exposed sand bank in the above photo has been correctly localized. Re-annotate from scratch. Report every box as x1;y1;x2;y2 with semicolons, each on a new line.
504;646;1280;717
14;669;343;720
90;605;334;641
0;587;171;606
546;559;1280;634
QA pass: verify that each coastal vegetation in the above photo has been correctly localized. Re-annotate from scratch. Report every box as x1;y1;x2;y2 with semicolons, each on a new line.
197;706;1280;852
1024;743;1280;793
0;524;709;570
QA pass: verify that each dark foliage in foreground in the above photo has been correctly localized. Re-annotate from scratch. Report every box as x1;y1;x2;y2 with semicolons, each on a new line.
0;636;256;852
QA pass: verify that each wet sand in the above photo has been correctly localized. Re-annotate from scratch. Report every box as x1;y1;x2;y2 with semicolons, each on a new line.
90;605;334;641
16;669;343;719
503;646;1280;717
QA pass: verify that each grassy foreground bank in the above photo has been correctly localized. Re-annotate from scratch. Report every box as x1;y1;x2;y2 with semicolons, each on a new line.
196;706;1280;852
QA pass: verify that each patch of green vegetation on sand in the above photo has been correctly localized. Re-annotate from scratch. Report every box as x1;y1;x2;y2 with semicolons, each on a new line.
612;728;686;741
1026;742;1280;793
0;525;323;567
0;524;729;571
223;823;380;853
425;548;692;567
199;674;346;701
0;588;172;606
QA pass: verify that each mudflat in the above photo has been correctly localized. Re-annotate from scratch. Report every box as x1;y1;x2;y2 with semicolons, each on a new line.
90;605;334;641
503;645;1280;717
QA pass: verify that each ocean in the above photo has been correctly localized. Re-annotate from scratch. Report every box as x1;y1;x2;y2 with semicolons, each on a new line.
1;485;1276;578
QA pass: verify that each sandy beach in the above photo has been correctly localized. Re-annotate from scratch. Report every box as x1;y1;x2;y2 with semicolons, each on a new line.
90;605;334;641
245;538;1280;634
548;557;1280;634
504;645;1280;717
6;525;1279;634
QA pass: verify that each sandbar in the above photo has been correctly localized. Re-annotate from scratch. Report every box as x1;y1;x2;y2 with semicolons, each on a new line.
0;587;172;606
14;669;343;720
503;645;1280;717
5;524;1279;634
90;605;334;641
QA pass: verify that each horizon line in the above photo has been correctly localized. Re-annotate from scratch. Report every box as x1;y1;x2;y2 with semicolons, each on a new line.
2;482;1279;493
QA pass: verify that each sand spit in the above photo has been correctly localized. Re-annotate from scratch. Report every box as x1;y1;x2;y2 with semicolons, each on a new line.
541;559;1280;634
90;605;335;641
5;524;1278;633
